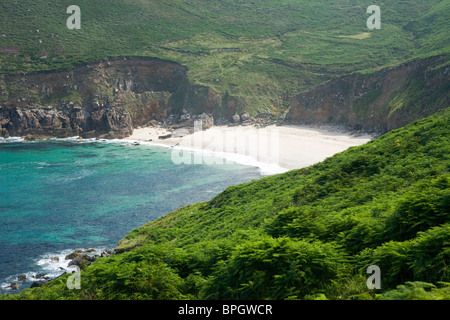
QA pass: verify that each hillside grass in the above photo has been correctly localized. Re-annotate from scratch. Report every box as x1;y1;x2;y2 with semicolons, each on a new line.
3;107;449;300
1;0;449;113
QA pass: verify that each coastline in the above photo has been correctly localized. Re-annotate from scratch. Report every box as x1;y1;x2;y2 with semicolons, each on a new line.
0;247;115;294
124;124;374;174
0;123;374;176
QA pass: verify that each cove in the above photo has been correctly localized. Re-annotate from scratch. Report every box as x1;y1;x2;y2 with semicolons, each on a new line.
0;139;262;292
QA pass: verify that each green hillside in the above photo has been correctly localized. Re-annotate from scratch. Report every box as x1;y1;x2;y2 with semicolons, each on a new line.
3;108;449;300
1;0;449;301
1;0;449;112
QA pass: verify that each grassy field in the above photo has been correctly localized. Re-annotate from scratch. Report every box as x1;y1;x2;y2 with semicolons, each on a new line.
1;0;449;113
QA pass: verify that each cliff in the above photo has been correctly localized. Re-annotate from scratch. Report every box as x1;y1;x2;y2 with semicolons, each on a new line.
1;55;448;139
286;55;450;133
0;57;237;139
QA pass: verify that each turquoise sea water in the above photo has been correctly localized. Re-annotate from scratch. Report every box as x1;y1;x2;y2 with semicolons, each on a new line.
0;138;262;293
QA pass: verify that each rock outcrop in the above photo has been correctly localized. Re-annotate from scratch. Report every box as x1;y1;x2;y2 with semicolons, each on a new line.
64;248;105;268
0;57;229;139
1;55;448;138
0;105;133;139
286;55;450;133
28;248;114;289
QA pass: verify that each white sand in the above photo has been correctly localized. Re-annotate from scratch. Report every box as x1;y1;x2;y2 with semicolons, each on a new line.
126;125;373;175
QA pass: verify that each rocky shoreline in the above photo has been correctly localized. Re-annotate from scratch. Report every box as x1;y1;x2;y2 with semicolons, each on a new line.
1;55;448;141
4;248;116;291
0;107;292;142
139;110;290;140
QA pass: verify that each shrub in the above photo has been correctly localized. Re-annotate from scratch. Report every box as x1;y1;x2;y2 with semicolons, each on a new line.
204;234;347;299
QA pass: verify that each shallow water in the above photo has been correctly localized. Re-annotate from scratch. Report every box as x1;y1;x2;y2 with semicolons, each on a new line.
0;138;262;293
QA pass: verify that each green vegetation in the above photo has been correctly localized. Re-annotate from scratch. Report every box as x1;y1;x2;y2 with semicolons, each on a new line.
3;108;449;300
1;0;449;301
1;0;449;113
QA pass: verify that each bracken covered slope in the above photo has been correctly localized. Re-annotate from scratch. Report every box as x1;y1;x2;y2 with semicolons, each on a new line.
3;108;449;300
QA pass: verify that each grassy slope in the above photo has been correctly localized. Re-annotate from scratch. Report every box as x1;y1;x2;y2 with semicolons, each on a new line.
1;0;449;113
4;108;449;300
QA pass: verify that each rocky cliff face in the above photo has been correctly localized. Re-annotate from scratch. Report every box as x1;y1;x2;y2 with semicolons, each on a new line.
0;57;227;139
0;106;134;139
1;55;448;139
286;55;450;133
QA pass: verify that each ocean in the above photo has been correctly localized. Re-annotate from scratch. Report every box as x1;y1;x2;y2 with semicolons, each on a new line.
0;137;263;293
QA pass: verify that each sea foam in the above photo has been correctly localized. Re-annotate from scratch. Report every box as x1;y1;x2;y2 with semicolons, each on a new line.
0;248;106;292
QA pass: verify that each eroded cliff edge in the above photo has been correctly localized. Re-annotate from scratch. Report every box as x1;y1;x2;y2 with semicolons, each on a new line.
1;55;448;139
286;55;449;133
0;57;239;139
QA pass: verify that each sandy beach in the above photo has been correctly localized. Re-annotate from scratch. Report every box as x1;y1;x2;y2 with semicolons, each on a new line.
125;124;373;175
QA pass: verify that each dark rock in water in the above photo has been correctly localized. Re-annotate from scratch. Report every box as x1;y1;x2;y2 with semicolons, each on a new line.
9;281;19;290
67;251;99;267
17;274;27;282
50;256;60;262
30;271;67;289
15;247;112;291
65;249;83;260
68;253;89;267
